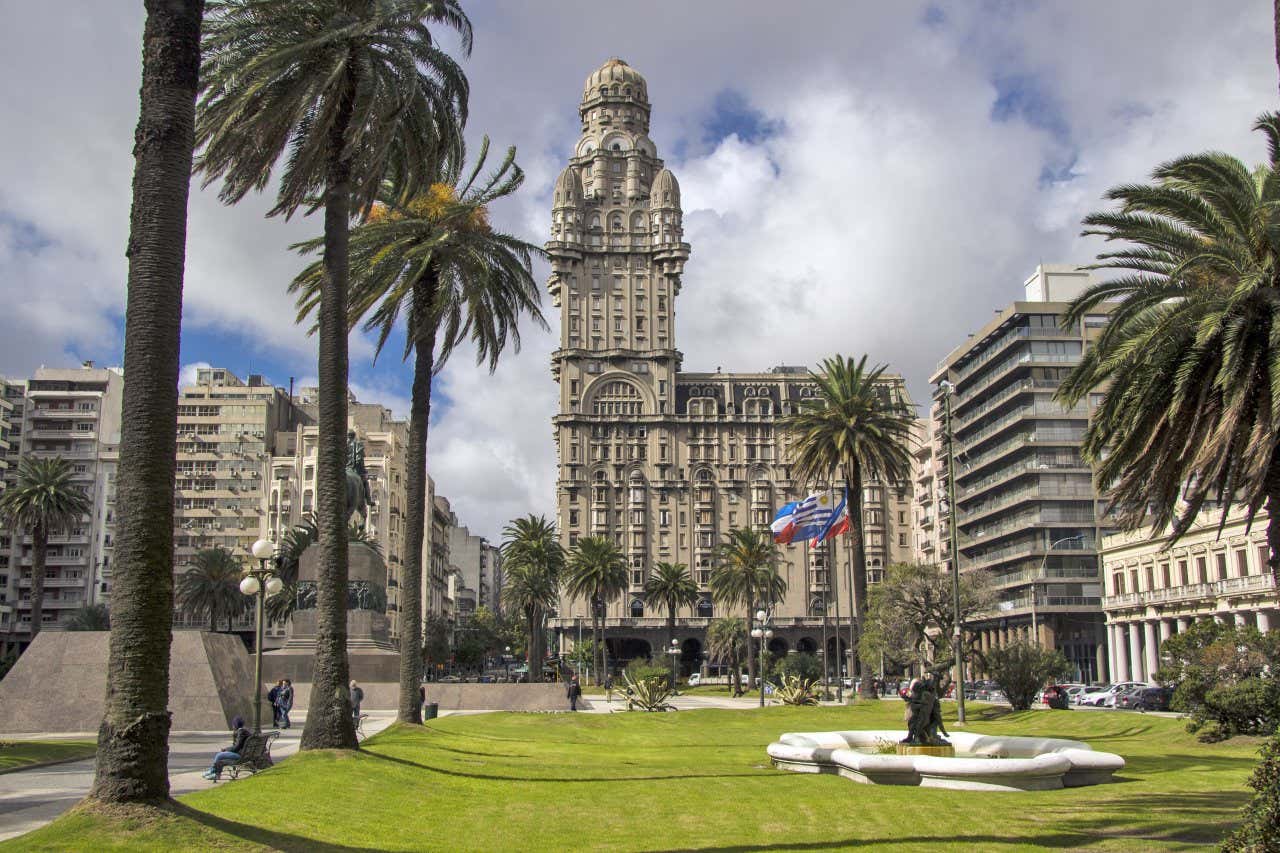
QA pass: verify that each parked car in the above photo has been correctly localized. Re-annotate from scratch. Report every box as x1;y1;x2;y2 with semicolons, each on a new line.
1041;685;1071;710
1065;685;1091;704
1079;682;1147;707
1117;686;1174;712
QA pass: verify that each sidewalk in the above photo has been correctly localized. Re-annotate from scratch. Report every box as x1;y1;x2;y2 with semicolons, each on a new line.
0;711;395;843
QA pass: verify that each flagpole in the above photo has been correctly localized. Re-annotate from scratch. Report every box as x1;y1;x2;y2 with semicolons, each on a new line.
827;484;843;704
843;485;856;692
811;535;828;701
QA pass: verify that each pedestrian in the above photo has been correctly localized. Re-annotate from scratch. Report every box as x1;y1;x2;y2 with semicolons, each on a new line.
202;715;250;781
567;674;582;712
267;680;282;727
278;679;294;729
350;679;364;722
604;674;614;703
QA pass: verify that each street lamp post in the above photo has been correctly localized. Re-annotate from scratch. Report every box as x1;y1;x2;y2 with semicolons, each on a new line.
668;638;680;692
240;538;283;734
504;645;511;682
751;608;773;708
1035;534;1086;644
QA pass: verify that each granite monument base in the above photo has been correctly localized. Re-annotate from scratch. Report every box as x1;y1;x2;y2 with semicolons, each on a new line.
0;630;253;733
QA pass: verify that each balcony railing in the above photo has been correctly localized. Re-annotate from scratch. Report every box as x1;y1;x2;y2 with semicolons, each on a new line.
1105;573;1276;608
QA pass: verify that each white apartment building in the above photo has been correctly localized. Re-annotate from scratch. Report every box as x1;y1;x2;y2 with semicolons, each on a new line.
1101;506;1278;684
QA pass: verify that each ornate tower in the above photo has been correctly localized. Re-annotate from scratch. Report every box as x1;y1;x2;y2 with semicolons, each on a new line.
548;58;691;604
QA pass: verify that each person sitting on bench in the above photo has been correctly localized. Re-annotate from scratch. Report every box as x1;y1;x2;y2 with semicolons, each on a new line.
202;715;250;781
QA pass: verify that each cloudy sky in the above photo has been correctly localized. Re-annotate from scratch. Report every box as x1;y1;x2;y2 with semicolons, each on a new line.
0;1;1275;540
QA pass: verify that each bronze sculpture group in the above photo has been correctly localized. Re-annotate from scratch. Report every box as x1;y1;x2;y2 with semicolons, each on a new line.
901;674;950;747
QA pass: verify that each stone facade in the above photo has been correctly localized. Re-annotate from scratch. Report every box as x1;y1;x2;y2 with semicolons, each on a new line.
547;59;914;672
1101;506;1278;684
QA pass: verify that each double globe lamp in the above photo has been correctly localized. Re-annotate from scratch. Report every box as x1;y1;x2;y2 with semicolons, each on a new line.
751;609;773;708
241;538;284;733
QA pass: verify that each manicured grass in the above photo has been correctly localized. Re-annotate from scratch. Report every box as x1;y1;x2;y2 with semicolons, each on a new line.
7;703;1260;851
0;740;95;773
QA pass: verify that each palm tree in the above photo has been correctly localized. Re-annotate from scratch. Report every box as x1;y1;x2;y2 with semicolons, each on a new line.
644;562;698;685
1056;114;1280;596
782;355;915;698
0;457;92;641
195;0;471;751
710;527;785;691
499;516;564;686
706;617;748;697
67;604;111;632
291;141;544;718
264;517;318;626
176;548;248;632
91;0;204;804
564;537;627;684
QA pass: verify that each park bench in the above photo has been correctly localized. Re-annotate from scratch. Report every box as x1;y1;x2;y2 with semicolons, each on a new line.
224;730;279;781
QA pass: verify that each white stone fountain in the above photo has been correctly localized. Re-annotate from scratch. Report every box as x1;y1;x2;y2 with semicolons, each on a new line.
767;729;1124;792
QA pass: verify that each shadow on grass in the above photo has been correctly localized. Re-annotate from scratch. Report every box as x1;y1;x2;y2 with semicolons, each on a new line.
361;748;768;784
671;832;1094;851
167;802;387;853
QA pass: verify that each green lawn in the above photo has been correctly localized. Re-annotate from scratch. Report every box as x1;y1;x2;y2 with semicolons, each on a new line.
6;703;1260;851
0;741;96;773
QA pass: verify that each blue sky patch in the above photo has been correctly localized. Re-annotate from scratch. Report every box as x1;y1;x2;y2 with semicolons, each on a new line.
0;211;58;254
702;89;783;149
991;72;1070;144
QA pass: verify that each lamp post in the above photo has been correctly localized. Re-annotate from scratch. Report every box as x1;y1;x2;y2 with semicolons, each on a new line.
751;608;773;708
1035;534;1086;644
939;380;967;725
240;538;283;734
504;645;511;682
668;638;680;692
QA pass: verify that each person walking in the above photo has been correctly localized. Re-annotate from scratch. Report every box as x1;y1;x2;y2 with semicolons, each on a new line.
278;679;294;729
267;680;282;727
202;715;250;781
350;679;364;723
566;675;582;712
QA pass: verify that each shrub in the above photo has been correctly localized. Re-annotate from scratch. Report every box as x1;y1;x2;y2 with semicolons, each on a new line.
985;641;1071;710
775;675;819;706
623;672;675;712
624;657;673;685
1158;621;1280;741
1221;728;1280;852
771;653;822;686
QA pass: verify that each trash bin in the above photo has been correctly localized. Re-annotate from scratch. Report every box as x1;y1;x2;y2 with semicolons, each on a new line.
424;702;439;720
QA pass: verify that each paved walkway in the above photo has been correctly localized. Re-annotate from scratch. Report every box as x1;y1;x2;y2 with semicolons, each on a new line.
0;712;395;843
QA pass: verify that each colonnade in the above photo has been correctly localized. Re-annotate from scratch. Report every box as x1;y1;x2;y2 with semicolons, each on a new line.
1107;609;1274;683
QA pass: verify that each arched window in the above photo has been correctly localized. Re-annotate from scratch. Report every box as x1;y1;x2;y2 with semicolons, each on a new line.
611;215;623;231
611;143;621;151
591;380;644;416
697;598;713;618
590;214;601;229
630;599;644;618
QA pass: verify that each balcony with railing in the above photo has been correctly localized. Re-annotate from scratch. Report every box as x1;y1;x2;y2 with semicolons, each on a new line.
1105;572;1276;610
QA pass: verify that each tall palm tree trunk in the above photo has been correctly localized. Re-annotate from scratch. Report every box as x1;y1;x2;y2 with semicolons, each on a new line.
29;523;47;641
1265;456;1280;605
667;604;677;687
397;276;437;724
301;69;357;752
90;0;203;804
845;464;875;699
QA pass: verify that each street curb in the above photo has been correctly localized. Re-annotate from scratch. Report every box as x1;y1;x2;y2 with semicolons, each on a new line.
0;751;97;776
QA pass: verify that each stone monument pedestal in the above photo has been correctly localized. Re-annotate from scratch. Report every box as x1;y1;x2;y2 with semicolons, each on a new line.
263;542;402;709
896;743;956;757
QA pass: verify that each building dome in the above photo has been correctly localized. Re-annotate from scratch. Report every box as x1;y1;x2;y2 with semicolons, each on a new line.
582;57;648;104
649;168;680;208
553;165;583;208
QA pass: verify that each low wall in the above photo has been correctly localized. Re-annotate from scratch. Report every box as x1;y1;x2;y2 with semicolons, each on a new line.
272;682;587;713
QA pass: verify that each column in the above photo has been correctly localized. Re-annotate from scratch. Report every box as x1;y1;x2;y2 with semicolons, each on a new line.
1127;622;1144;682
1258;611;1273;633
1234;612;1248;628
1143;621;1158;684
1158;620;1172;644
1094;642;1108;684
1176;617;1191;633
1112;624;1129;682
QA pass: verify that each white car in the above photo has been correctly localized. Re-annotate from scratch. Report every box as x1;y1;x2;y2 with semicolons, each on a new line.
1080;682;1146;707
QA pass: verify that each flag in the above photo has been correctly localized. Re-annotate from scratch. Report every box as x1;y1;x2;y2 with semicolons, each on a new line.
812;489;849;545
769;501;799;544
774;492;840;545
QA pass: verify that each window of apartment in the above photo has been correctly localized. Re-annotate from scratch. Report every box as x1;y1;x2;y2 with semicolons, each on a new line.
1216;552;1229;581
1112;572;1125;595
1236;548;1250;577
1178;560;1189;586
1257;545;1269;576
1144;565;1154;591
1196;556;1208;584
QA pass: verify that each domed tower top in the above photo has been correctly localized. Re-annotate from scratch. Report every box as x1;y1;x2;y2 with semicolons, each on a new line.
582;57;649;105
552;165;584;209
649;168;680;208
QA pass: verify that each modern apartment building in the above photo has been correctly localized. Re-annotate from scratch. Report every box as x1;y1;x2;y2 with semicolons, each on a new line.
0;365;123;645
546;59;915;672
929;266;1110;682
1101;507;1277;684
0;379;18;640
428;488;454;623
910;419;948;566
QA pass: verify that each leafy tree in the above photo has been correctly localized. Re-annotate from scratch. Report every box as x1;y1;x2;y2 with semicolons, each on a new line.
773;652;822;686
196;0;471;751
782;355;915;699
1221;729;1280;852
566;640;598;678
0;651;17;681
860;562;994;681
421;612;451;676
1055;114;1280;594
0;456;92;639
1157;620;1280;742
706;617;748;697
294;144;544;716
91;0;205;804
564;536;627;684
67;604;111;632
175;548;248;632
986;641;1072;711
644;562;698;685
499;516;564;684
710;527;785;688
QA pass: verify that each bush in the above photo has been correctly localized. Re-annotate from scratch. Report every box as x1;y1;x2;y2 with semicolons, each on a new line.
986;641;1071;710
771;653;822;686
1158;621;1280;741
622;672;675;712
1221;729;1280;852
624;658;673;686
775;675;819;706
